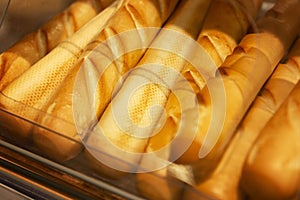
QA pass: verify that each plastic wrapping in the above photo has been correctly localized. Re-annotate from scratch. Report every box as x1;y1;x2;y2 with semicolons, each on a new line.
0;0;299;200
0;0;210;199
0;0;75;52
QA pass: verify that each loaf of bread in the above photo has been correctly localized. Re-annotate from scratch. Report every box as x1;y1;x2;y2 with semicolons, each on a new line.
136;91;189;200
139;1;300;198
179;0;263;95
0;0;115;91
1;1;299;200
135;0;263;198
31;0;180;162
84;0;212;178
158;0;264;165
0;1;119;142
0;0;74;51
242;78;300;200
137;1;300;198
183;36;300;200
196;0;262;67
180;0;300;168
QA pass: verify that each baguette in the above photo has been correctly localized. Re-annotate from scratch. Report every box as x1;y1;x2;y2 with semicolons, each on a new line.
163;0;264;164
0;0;115;91
183;36;300;200
31;0;180;162
180;0;263;93
136;92;185;200
179;0;300;167
0;2;119;141
85;0;212;178
136;0;263;198
195;0;262;67
242;79;300;200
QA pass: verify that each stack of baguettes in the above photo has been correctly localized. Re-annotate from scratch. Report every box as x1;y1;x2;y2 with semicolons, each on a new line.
0;0;299;199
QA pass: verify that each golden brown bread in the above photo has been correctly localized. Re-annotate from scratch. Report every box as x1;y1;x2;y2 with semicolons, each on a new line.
242;79;300;200
85;0;212;179
0;0;115;91
31;0;180;162
139;1;299;199
1;1;299;199
179;0;263;94
135;0;263;198
136;91;184;200
196;0;262;66
178;0;300;167
183;36;300;200
31;59;85;161
0;2;119;142
160;0;264;164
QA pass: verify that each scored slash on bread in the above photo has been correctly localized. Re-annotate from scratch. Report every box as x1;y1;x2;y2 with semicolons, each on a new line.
0;1;120;143
0;0;115;91
180;0;300;166
133;0;224;197
29;0;181;162
133;0;300;199
180;0;300;199
84;0;212;179
0;1;299;200
239;35;300;200
180;0;263;93
135;0;264;198
165;0;264;165
242;80;300;200
184;36;300;200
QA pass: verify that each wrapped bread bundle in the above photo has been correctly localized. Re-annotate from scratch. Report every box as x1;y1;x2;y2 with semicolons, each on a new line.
135;0;264;198
0;0;115;91
136;90;194;200
84;0;213;179
241;79;300;200
139;1;299;199
183;36;300;200
30;0;181;162
0;0;74;52
143;0;264;166
0;1;120;141
179;0;300;169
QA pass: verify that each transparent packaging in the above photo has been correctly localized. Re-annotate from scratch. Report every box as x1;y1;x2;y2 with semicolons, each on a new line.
0;0;213;199
1;0;296;200
0;0;74;52
0;92;214;199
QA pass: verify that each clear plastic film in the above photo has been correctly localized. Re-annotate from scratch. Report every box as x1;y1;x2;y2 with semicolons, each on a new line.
0;0;75;52
1;1;300;200
0;0;124;137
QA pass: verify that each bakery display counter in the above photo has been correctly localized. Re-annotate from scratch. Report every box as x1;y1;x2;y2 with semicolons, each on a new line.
0;0;299;200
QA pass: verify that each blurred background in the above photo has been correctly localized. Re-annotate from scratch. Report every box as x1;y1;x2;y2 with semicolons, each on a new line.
0;0;74;52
